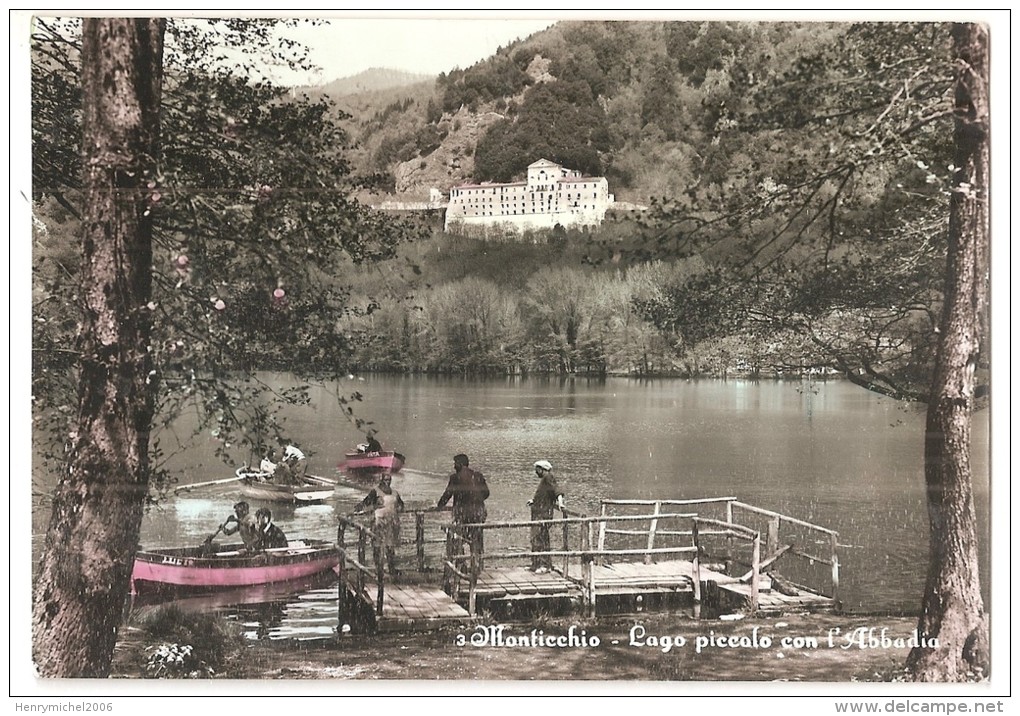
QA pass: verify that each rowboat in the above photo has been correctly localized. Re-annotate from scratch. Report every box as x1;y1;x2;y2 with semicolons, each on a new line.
131;568;339;609
340;450;405;475
130;539;339;594
235;467;335;504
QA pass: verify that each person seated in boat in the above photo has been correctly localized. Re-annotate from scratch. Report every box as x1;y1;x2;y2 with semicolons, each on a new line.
284;444;306;462
221;501;259;552
363;432;382;454
353;473;404;577
270;444;305;485
259;448;277;478
254;507;289;551
281;444;307;482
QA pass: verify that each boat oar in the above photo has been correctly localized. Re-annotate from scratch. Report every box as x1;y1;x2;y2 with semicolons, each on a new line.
174;474;247;495
200;524;226;555
302;473;338;487
203;524;224;545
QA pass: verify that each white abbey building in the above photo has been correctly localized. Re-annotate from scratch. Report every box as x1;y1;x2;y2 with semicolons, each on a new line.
444;159;614;234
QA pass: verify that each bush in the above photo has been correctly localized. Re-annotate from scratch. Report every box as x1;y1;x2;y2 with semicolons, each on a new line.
137;604;240;677
144;642;212;679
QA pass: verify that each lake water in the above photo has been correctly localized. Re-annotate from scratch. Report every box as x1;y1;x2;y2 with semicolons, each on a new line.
33;374;992;639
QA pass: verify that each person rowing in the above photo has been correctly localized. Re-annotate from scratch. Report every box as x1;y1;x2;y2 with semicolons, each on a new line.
220;501;259;552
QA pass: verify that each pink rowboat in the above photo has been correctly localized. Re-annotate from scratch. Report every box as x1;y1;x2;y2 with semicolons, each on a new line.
130;539;339;595
340;450;405;475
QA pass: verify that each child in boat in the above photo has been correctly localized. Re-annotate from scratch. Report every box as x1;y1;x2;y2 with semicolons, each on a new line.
254;507;289;551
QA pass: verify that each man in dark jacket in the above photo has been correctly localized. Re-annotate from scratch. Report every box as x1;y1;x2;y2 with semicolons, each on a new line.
254;507;289;551
528;459;564;573
437;453;490;574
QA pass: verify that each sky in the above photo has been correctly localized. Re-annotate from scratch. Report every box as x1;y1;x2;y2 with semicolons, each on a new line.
270;16;558;85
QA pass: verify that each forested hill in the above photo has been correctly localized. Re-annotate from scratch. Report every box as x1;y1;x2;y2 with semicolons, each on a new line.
339;20;846;201
310;67;432;96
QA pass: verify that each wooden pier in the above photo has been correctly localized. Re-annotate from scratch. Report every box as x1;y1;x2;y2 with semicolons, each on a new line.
336;498;840;633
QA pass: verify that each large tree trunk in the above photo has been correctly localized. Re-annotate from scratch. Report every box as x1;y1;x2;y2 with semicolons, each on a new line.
32;18;164;678
907;22;990;682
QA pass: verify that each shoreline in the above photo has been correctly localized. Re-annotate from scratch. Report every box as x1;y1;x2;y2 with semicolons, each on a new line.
110;611;939;683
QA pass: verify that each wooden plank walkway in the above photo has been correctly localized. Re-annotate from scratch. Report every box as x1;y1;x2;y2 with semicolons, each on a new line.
458;560;835;614
710;577;838;614
467;566;578;598
347;579;471;632
341;559;836;631
566;560;695;595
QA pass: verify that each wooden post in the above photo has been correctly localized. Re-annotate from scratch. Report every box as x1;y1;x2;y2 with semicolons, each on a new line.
750;532;761;613
337;521;348;629
596;503;608;565
561;511;570;575
587;520;598;619
692;520;702;607
376;533;385;616
468;551;478;616
724;500;734;568
722;499;738;571
767;516;780;557
830;532;840;604
582;521;592;614
449;526;462;597
644;501;661;564
357;529;366;597
442;525;453;593
416;512;426;573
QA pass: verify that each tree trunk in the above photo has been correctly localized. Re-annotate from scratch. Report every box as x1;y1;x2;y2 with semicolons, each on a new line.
907;22;990;682
32;18;164;678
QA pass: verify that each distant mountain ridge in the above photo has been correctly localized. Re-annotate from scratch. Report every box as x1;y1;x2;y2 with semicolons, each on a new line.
311;67;434;97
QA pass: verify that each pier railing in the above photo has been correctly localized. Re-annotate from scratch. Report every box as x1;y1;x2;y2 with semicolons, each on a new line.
337;508;458;628
338;498;840;624
442;508;704;617
335;516;384;629
597;498;840;608
728;500;841;605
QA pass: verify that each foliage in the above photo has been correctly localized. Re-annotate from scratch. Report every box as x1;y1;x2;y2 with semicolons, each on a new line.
139;604;240;676
438;53;532;113
144;643;211;678
625;22;960;401
30;17;427;495
474;80;610;182
339;227;694;377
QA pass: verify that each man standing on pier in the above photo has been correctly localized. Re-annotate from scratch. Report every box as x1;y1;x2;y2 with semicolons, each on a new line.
354;473;405;577
438;454;490;575
529;460;564;573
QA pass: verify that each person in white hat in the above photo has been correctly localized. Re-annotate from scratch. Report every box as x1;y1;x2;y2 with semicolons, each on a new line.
528;460;564;573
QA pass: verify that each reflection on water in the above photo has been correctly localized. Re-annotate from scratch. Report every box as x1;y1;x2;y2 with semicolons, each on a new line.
128;571;340;641
34;375;991;636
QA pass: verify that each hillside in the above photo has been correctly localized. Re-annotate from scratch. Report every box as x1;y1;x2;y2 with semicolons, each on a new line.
326;20;851;203
307;67;433;97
